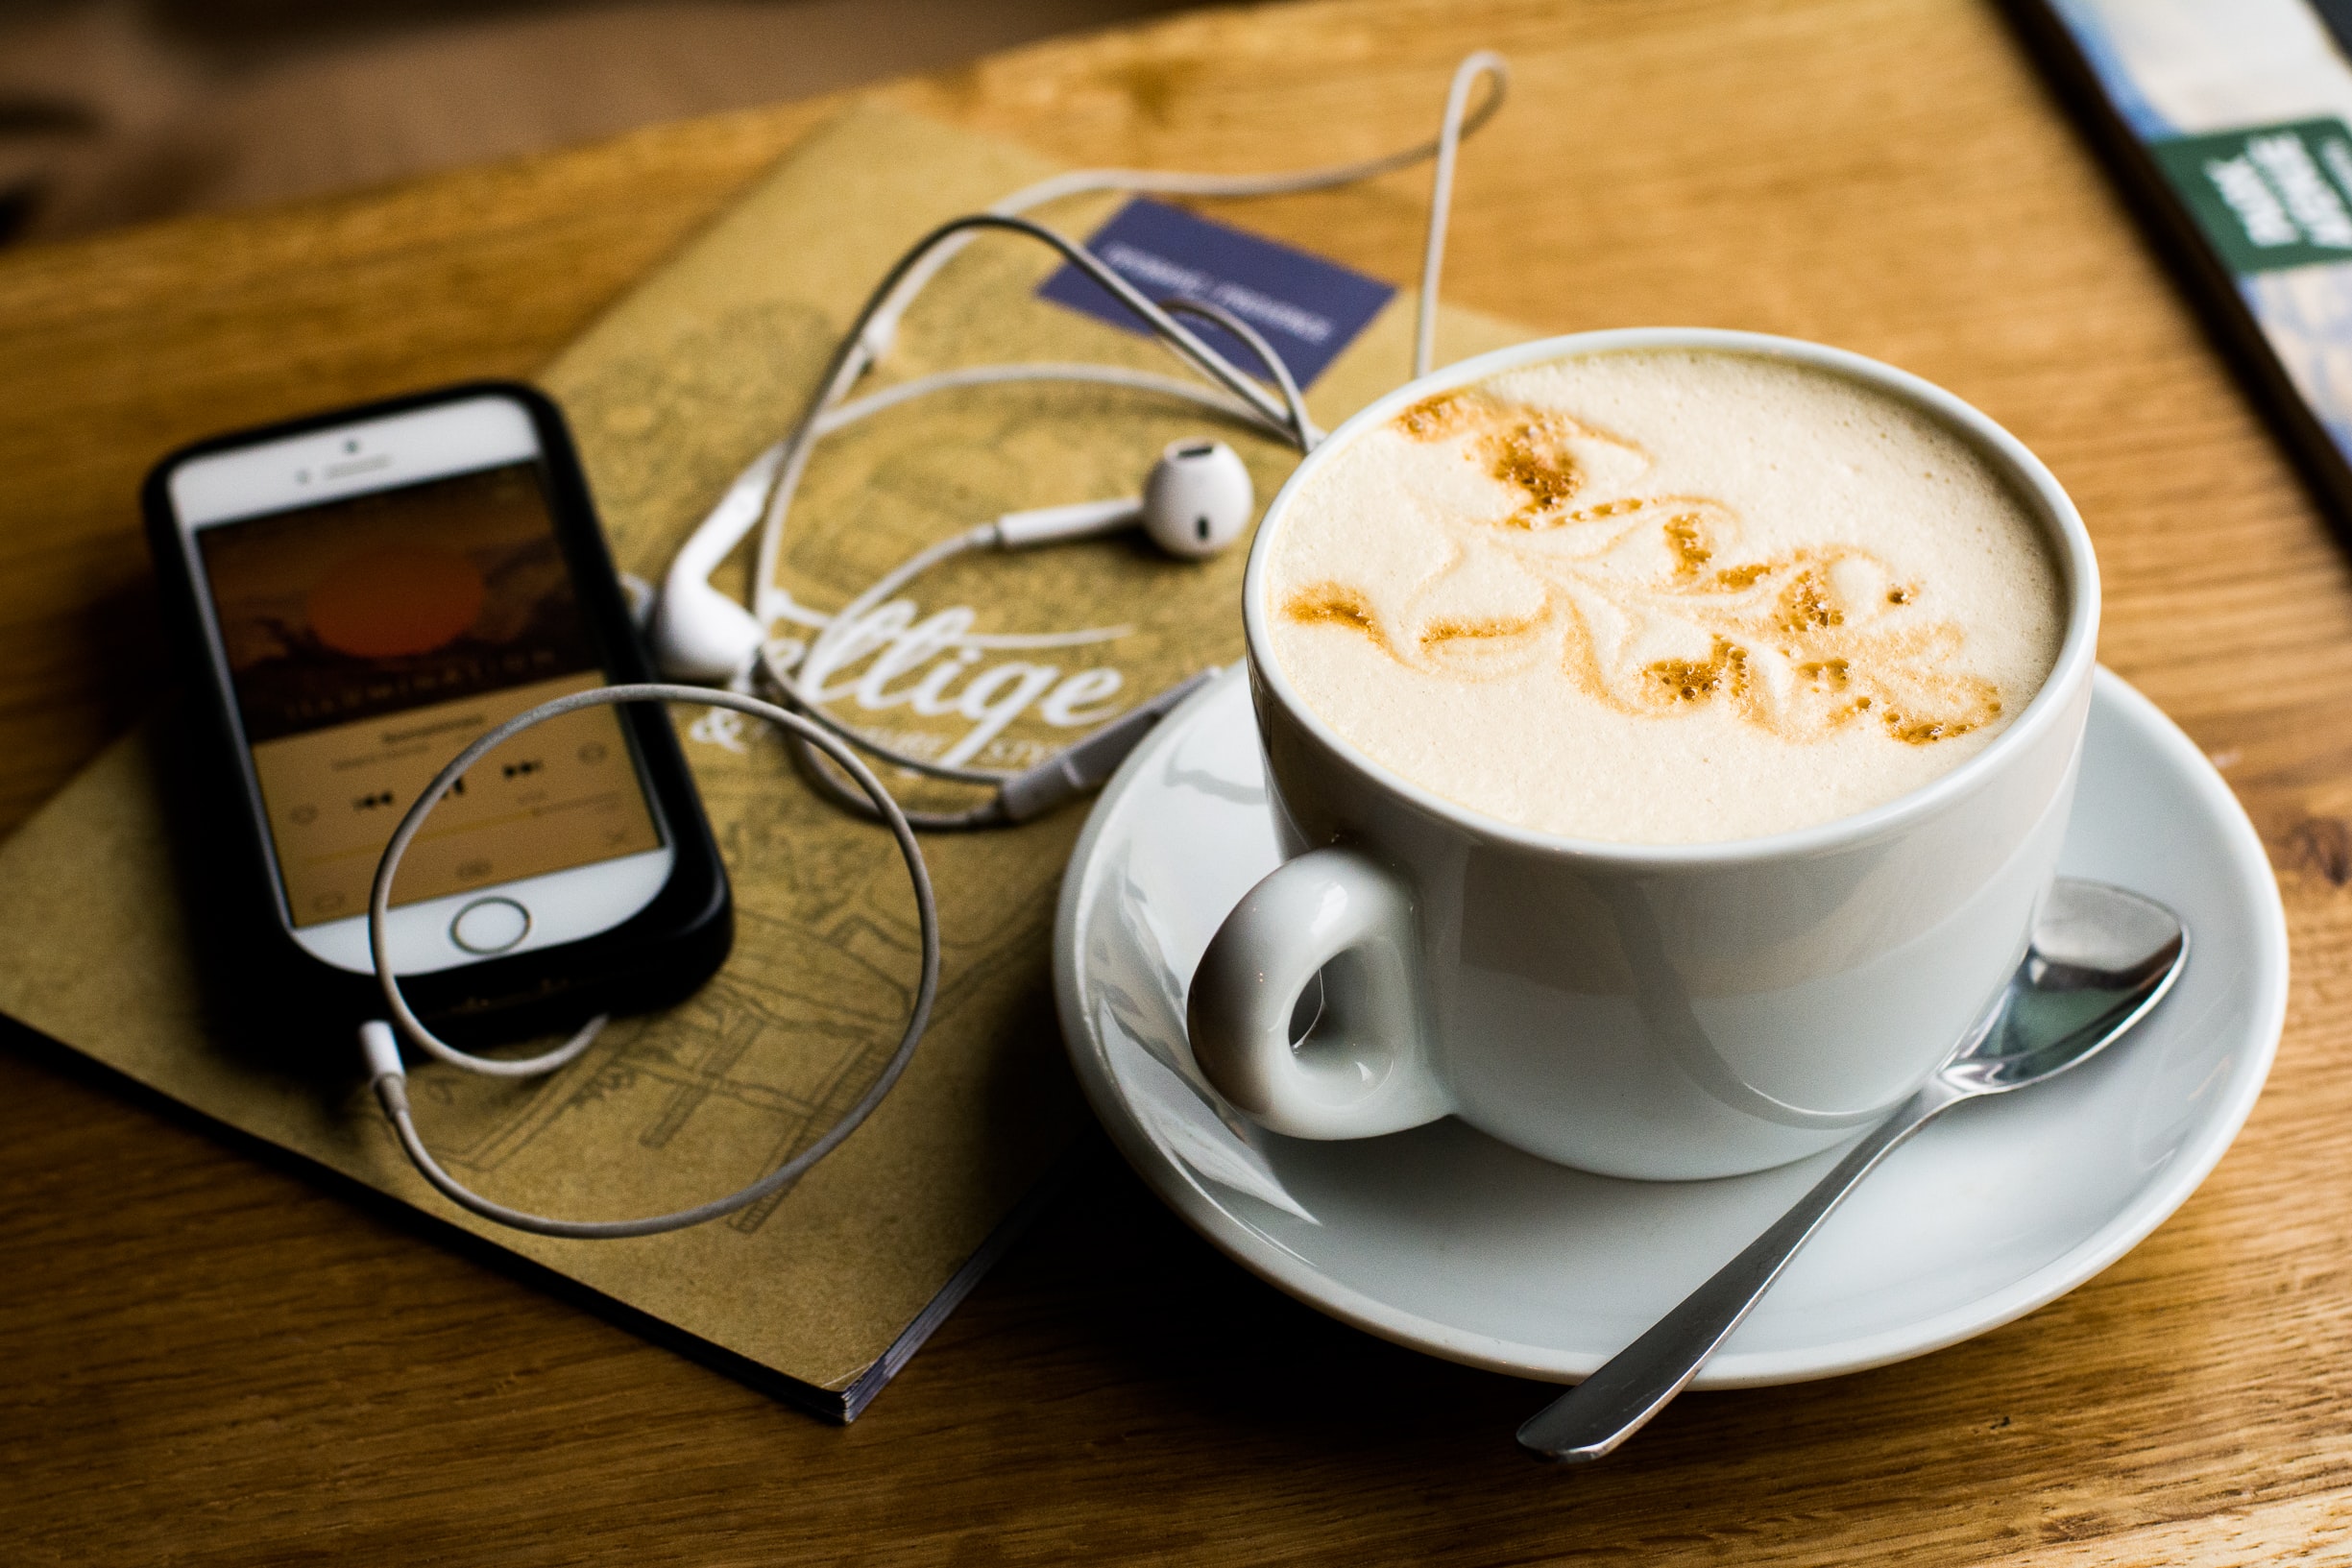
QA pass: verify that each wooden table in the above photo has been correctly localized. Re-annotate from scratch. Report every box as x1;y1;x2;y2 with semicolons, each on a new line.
4;1;2348;1560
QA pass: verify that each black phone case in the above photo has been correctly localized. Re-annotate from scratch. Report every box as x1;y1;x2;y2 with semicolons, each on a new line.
142;380;732;1051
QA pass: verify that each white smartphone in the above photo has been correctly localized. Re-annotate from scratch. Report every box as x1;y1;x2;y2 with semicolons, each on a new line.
145;382;730;1033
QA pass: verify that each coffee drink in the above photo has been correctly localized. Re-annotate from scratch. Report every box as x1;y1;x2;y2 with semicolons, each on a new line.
1200;332;2096;1177
1263;349;2066;843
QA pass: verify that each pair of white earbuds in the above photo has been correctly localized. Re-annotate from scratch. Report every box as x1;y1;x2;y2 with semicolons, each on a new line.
647;438;1252;686
642;200;1346;826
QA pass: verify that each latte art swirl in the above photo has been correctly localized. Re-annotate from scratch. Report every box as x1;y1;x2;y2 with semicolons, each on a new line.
1265;350;2065;843
1285;386;2004;748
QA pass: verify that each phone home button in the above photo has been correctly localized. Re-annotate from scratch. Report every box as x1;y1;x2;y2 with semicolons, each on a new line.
450;896;531;954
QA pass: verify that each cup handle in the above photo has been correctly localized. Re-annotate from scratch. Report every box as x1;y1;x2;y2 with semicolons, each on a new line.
1186;845;1451;1140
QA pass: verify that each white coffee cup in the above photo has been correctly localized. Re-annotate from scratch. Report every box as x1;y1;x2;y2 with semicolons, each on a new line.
1186;328;2100;1180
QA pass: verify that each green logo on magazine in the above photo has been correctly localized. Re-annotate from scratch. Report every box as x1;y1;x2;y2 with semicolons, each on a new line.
2153;118;2352;276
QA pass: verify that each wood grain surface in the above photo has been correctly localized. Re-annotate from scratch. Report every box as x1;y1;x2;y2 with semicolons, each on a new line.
4;0;2350;1562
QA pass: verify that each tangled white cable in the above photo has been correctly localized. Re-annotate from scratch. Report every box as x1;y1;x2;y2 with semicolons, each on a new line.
357;684;938;1239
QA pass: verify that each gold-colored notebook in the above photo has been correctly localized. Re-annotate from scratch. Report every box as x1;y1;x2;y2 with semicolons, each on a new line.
0;102;1528;1418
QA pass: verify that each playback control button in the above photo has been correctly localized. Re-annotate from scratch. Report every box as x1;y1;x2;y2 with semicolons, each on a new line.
449;896;531;954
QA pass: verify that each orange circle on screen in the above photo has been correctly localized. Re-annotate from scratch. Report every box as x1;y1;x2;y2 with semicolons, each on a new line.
307;545;486;658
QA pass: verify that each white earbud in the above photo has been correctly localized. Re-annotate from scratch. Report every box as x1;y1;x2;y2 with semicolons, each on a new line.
1141;439;1253;559
989;440;1252;557
650;572;764;684
650;449;781;682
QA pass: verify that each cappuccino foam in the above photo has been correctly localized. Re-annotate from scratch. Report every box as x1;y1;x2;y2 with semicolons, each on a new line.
1264;350;2066;844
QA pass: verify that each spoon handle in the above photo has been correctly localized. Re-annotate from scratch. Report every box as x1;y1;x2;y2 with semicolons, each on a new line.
1516;1077;1965;1462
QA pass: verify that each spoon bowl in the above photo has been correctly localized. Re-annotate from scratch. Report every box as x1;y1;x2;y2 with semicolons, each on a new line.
1516;878;2187;1463
1952;880;2187;1093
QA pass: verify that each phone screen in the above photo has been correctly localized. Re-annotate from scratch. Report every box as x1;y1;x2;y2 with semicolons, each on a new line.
193;460;663;928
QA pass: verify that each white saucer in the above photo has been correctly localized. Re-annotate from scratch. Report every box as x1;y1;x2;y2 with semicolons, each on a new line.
1052;666;2288;1387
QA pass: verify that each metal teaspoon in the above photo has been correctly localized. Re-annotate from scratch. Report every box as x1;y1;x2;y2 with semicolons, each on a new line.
1516;879;2189;1464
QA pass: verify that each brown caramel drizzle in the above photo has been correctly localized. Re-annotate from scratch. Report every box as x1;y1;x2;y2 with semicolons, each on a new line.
1646;638;1748;704
1776;568;1845;634
1798;658;1851;689
1275;388;2011;749
1662;512;1712;578
1880;702;2000;746
1423;613;1542;647
1284;583;1384;644
1396;391;1483;440
1399;389;1614;528
1482;416;1583;521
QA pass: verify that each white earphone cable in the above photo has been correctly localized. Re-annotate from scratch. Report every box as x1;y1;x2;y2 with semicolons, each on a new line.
814;361;1277;441
1159;296;1319;451
360;684;940;1239
1418;52;1508;379
782;526;1011;787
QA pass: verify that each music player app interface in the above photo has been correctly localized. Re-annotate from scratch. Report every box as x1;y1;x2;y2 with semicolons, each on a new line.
196;462;662;928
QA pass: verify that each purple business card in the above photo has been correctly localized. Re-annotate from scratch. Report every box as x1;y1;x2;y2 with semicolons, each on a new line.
1038;198;1395;388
